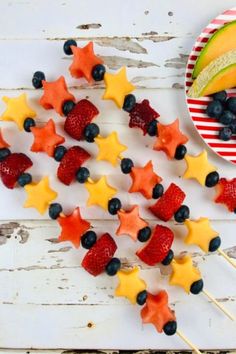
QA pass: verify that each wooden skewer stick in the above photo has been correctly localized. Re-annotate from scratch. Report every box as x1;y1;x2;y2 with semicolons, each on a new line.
202;289;235;321
217;248;236;268
176;330;202;354
87;177;94;184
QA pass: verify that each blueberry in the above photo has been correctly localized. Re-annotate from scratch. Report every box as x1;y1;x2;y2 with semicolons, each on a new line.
205;171;219;188
137;227;151;242
123;94;136;112
76;167;90;183
0;148;11;161
212;91;227;103
63;39;77;55
136;290;147;305
229;119;236;134
175;144;187;160
120;158;134;174
32;71;45;89
62;100;75;116
105;257;121;276
24;118;36;132
163;321;177;336
206;100;223;118
49;203;63;220
209;236;221;252
147;119;158;136
219;127;232;141
226;97;236;114
84;123;100;142
92;64;106;81
161;249;174;266
174;205;190;223
54;146;67;162
152;183;164;199
190;279;204;295
108;198;122;215
81;230;97;249
219;110;235;125
18;173;32;187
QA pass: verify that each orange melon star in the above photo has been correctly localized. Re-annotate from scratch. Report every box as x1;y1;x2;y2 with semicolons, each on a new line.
153;119;188;159
30;119;65;157
141;290;176;333
57;207;91;248
69;42;103;83
39;76;75;116
129;161;162;199
0;129;10;148
116;205;148;241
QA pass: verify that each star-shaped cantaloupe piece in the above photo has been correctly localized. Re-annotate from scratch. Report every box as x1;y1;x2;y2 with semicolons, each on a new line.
30;119;65;157
84;176;117;210
69;41;103;83
183;150;217;186
94;132;127;166
116;205;148;241
169;255;202;294
153;119;189;159
215;178;236;212
129;160;162;199
39;76;75;116
115;266;146;304
0;93;36;130
103;67;135;108
57;207;91;248
0;129;10;148
141;290;176;333
24;176;58;215
184;217;219;253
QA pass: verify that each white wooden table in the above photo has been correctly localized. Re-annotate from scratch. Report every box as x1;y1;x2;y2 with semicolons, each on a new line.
0;1;235;352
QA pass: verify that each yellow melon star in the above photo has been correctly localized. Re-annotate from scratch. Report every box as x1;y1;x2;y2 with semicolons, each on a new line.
1;93;36;130
103;67;135;108
94;132;127;166
84;176;117;210
24;176;58;215
184;217;219;253
183;150;217;186
115;267;146;304
169;255;202;293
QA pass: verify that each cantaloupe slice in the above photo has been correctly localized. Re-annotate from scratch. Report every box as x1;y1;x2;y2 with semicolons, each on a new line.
188;49;236;98
193;20;236;78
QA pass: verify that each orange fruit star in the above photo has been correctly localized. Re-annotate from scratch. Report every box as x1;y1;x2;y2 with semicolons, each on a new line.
57;207;91;248
0;129;10;148
141;290;176;333
39;76;75;116
69;42;103;83
153;119;188;159
30;119;65;157
116;205;148;241
129;160;162;199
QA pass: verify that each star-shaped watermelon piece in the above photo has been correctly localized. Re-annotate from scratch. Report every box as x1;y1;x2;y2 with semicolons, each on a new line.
215;178;236;212
0;129;10;148
116;205;148;241
129;99;160;135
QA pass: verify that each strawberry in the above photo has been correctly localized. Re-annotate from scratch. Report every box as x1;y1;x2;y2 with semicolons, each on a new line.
57;146;90;185
82;233;117;276
149;183;186;221
215;178;236;212
64;99;99;140
136;225;174;266
0;153;33;189
129;99;160;135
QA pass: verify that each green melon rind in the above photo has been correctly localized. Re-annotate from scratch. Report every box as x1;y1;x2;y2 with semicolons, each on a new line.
188;49;236;98
192;20;236;79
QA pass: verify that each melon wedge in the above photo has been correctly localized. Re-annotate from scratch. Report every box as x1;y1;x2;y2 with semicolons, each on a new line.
193;20;236;78
188;49;236;98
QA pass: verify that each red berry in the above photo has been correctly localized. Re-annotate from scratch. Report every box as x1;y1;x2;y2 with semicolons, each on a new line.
0;153;33;189
82;233;117;276
215;178;236;212
136;225;174;265
129;99;160;135
57;146;90;185
149;183;186;221
64;99;99;140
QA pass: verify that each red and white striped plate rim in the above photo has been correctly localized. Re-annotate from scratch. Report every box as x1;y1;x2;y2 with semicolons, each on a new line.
185;7;236;165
